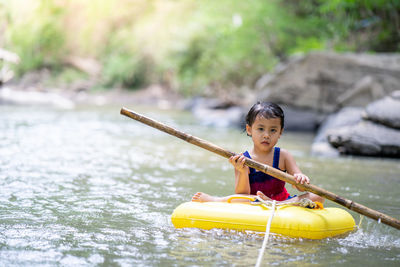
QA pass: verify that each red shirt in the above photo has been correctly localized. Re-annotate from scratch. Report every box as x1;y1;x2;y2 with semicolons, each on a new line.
244;148;290;201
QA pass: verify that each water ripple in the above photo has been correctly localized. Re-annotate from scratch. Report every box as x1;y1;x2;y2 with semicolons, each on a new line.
0;105;399;266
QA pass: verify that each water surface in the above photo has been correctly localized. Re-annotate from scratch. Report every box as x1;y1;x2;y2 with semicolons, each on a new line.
1;104;399;266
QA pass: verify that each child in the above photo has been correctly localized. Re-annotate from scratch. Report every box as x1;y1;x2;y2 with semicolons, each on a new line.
192;102;324;204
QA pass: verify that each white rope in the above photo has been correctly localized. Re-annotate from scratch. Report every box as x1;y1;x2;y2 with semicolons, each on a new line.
255;200;276;267
252;196;317;209
358;214;365;229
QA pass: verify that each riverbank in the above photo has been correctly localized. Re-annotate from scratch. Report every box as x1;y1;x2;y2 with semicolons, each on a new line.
2;52;400;158
0;82;184;110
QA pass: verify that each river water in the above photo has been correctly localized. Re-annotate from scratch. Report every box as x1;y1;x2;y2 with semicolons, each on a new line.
1;104;399;266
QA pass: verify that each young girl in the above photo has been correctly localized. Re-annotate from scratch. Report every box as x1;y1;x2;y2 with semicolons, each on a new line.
192;102;324;204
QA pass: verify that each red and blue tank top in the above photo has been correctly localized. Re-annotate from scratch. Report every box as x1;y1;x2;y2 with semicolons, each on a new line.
243;147;290;201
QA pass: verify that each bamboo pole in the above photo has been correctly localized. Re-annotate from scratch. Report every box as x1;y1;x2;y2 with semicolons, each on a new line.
120;107;400;231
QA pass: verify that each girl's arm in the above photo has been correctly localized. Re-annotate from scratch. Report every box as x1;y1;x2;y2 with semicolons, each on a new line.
282;149;310;192
229;154;251;194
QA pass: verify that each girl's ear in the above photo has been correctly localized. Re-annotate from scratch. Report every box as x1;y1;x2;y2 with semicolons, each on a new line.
245;124;251;136
278;128;284;138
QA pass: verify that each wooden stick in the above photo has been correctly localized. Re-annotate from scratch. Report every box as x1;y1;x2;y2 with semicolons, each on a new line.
120;107;400;230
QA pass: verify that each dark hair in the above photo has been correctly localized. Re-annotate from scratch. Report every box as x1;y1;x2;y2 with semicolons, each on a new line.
245;102;284;129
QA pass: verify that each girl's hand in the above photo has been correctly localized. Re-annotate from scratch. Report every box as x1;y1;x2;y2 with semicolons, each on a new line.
292;173;310;192
293;173;310;184
229;154;249;174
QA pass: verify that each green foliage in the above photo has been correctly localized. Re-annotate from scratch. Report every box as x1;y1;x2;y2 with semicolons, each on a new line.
1;0;398;94
100;30;152;89
44;67;88;87
170;0;332;95
170;1;281;95
101;52;151;89
286;0;400;52
169;0;399;95
4;0;65;75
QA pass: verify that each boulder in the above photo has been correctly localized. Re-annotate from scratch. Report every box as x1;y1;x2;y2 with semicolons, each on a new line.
186;99;322;130
186;97;246;128
311;107;363;156
312;94;400;158
281;105;323;131
0;87;75;109
0;48;20;85
256;52;400;113
64;56;102;78
363;90;400;129
327;120;400;158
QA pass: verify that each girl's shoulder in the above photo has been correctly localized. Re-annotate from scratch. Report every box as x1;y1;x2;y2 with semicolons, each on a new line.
278;147;289;157
277;148;294;162
276;147;289;170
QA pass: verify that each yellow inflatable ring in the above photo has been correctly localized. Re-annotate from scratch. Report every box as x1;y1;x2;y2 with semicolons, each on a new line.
171;201;356;239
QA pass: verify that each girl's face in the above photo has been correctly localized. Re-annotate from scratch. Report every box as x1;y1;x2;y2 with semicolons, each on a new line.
246;115;283;153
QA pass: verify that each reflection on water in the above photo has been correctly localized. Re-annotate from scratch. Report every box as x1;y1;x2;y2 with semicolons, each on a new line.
0;105;399;266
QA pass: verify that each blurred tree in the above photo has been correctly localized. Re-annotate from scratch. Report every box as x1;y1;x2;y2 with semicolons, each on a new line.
1;0;398;93
3;0;65;75
285;0;400;52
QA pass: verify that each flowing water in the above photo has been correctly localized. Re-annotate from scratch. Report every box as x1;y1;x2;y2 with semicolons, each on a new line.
1;104;399;266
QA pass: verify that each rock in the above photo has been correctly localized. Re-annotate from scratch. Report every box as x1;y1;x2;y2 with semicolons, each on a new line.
310;142;340;157
8;69;52;91
186;97;246;128
64;56;102;78
327;120;400;157
336;76;385;107
186;99;323;130
363;91;400;129
281;105;322;131
256;52;400;113
392;90;400;99
0;48;20;84
311;107;363;156
312;93;400;158
0;48;20;64
0;87;75;109
193;106;244;128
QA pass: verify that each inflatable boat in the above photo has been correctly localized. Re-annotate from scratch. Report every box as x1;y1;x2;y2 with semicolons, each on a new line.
171;199;356;239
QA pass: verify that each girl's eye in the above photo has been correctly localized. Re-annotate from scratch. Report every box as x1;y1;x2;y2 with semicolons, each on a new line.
271;129;276;133
258;128;264;131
